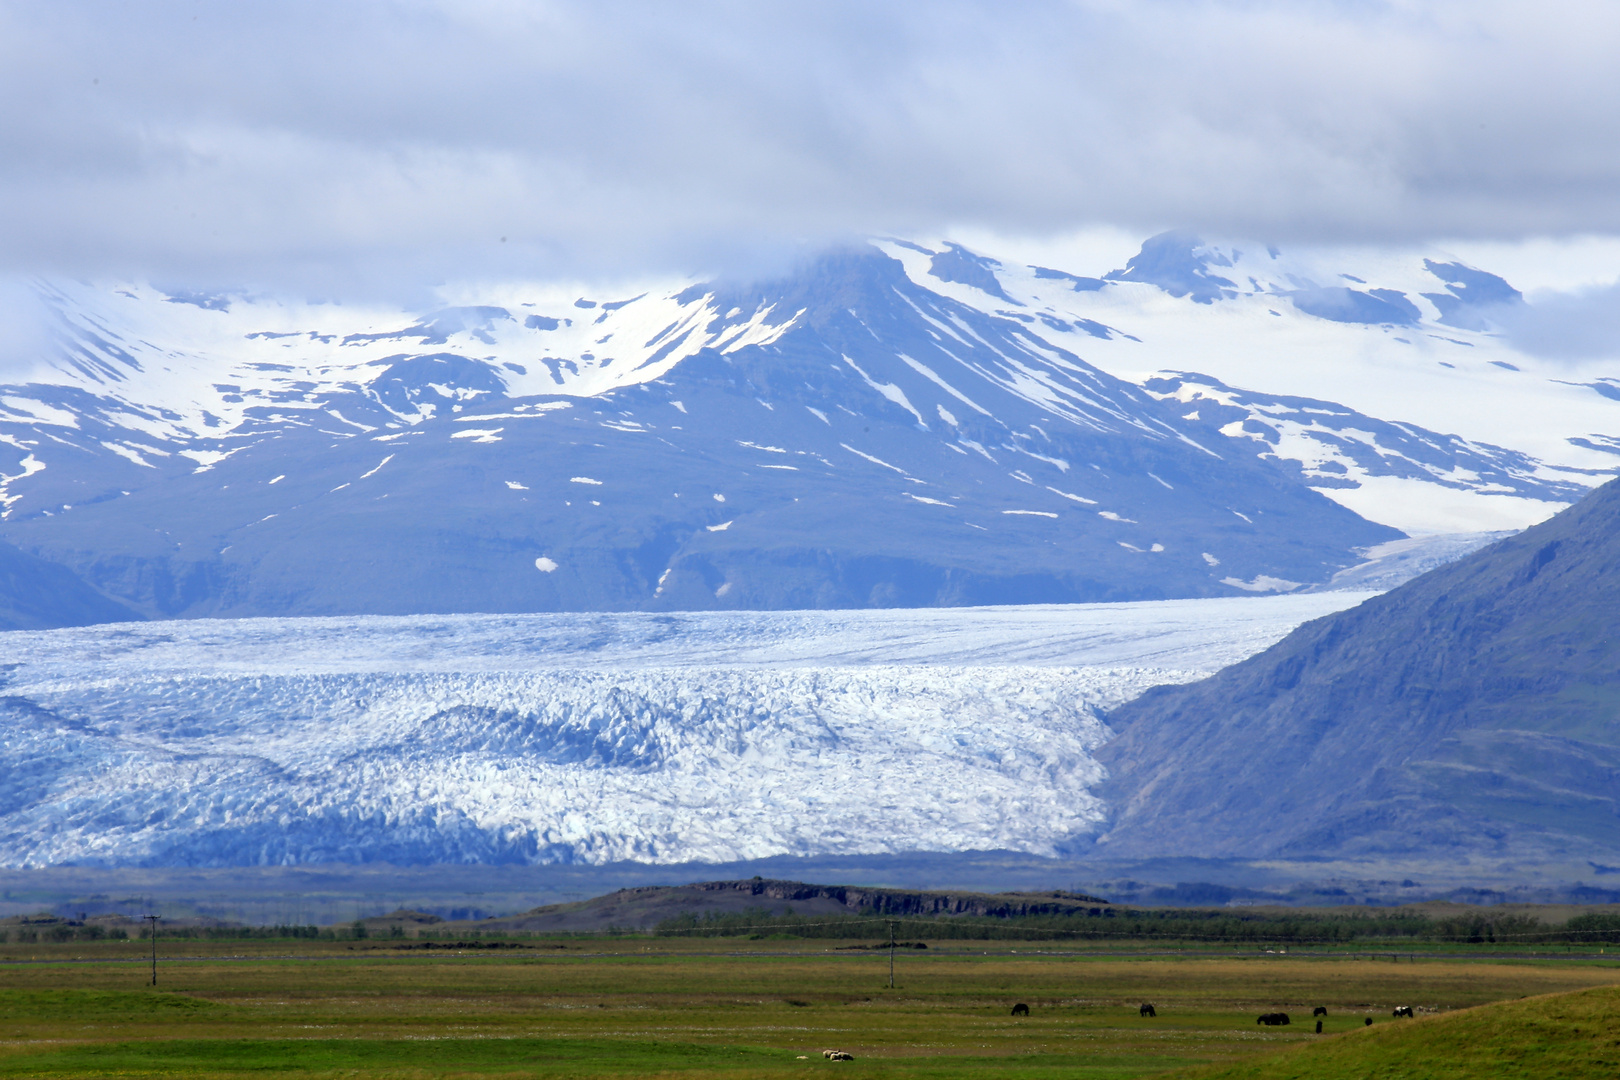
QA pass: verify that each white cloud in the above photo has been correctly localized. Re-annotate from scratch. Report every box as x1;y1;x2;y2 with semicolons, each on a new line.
1498;281;1620;361
2;1;1619;289
0;280;54;378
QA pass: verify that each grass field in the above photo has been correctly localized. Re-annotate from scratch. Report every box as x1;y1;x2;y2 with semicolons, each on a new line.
1183;984;1620;1079
2;936;1617;1078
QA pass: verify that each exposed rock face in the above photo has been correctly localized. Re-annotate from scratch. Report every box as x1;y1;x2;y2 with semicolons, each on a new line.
681;878;1113;917
479;879;1116;932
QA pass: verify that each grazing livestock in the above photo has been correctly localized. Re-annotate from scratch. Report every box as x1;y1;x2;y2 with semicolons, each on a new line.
1365;1017;1374;1026
1139;1003;1157;1017
1257;1012;1291;1026
1393;1006;1414;1018
1315;1020;1323;1034
1312;1006;1328;1017
823;1050;854;1060
1011;1003;1030;1016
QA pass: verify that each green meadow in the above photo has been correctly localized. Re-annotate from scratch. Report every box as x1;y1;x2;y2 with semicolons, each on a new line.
1184;984;1620;1079
2;936;1617;1078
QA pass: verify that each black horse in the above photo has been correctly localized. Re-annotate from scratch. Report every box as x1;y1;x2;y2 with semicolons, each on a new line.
1011;1003;1030;1016
1139;1003;1156;1017
1257;1012;1291;1026
1312;1006;1328;1017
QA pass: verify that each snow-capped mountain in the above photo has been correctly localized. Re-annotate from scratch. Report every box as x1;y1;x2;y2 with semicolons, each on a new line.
0;594;1365;867
0;233;1612;621
876;234;1615;535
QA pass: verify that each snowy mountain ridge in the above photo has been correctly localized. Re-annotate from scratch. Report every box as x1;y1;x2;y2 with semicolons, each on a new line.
37;276;800;424
0;233;1613;622
871;235;1616;533
12;233;1612;533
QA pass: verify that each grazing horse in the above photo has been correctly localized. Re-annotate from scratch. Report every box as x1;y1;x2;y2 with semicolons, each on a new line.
1011;1003;1030;1016
1139;1003;1157;1017
1257;1012;1291;1026
1312;1006;1328;1017
1393;1006;1414;1018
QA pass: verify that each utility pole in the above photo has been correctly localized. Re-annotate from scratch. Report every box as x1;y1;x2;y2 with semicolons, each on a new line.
888;921;896;988
144;915;159;986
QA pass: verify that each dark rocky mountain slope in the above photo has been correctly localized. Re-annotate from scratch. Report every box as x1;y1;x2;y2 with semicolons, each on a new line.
1095;476;1620;863
0;540;140;630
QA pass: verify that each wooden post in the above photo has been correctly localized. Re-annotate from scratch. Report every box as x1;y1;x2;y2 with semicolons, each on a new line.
145;915;159;985
888;921;896;988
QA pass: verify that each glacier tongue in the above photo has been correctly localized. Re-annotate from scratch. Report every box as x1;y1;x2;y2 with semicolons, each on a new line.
0;595;1369;868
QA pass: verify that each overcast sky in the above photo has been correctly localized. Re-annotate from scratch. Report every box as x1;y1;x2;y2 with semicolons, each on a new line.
4;0;1620;292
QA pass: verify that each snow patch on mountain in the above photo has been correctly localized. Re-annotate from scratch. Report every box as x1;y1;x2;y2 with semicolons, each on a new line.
876;236;1620;532
1139;371;1584;534
31;277;800;443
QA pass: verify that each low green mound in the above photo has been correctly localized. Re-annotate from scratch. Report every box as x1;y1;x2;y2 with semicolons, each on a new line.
1184;984;1620;1079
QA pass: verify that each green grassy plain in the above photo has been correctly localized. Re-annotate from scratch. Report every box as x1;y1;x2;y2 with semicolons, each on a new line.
1184;984;1620;1079
1;936;1617;1078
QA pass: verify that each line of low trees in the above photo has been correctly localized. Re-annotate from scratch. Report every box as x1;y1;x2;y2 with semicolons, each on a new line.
1;923;131;943
0;923;327;943
0;922;516;943
1561;912;1620;942
132;924;330;941
649;907;1576;945
7;908;1619;947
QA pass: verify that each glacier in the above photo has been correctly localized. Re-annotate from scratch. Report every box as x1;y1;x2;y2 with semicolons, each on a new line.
0;593;1369;868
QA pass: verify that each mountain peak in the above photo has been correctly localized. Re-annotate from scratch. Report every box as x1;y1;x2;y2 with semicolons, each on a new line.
1104;231;1239;303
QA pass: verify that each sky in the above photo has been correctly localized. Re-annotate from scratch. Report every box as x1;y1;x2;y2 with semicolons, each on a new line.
3;0;1620;299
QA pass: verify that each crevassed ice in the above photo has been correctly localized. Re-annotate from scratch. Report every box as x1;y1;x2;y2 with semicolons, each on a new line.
0;596;1369;868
